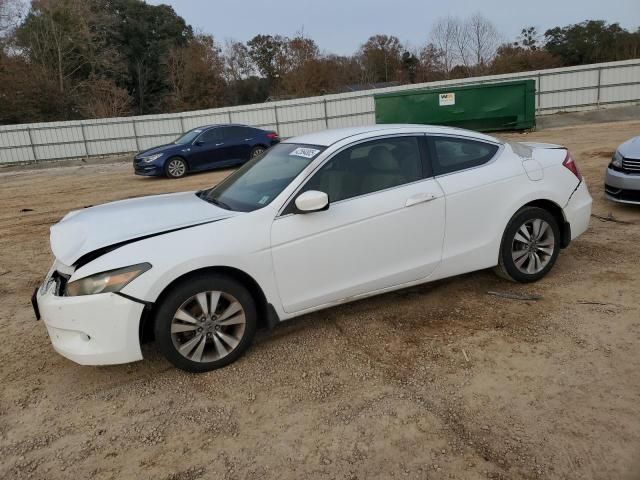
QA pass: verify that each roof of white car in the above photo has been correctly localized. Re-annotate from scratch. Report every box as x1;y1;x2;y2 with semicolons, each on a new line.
284;124;501;147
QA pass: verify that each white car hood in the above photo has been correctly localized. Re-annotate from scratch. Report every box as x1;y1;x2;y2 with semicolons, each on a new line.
50;191;235;266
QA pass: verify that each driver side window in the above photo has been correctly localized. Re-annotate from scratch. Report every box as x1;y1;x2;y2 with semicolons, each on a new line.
301;136;424;204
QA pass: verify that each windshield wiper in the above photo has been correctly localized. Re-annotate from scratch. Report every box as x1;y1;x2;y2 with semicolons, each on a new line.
195;190;232;210
209;197;232;210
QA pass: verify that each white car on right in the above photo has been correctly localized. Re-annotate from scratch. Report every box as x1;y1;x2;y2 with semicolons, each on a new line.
605;136;640;205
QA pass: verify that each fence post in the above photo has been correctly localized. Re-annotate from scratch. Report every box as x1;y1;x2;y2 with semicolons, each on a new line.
596;67;602;107
274;105;280;133
179;115;186;133
537;73;542;114
132;119;141;151
323;99;329;128
80;122;89;159
227;111;233;124
26;126;37;162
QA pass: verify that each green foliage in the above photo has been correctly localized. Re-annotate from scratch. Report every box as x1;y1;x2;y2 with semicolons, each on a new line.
90;0;193;113
227;76;270;105
515;27;540;51
246;35;283;80
401;51;419;83
544;20;640;65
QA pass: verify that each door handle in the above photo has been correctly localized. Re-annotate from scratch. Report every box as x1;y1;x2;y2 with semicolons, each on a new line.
215;143;224;146
405;193;437;207
244;138;253;141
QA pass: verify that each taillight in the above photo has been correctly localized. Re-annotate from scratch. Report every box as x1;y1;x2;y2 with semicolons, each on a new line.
562;151;582;181
266;132;279;139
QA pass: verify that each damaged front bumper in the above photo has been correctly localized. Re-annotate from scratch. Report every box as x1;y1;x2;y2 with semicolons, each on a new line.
34;265;145;365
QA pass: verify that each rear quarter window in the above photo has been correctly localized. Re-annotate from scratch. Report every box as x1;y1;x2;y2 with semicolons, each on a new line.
431;137;499;175
224;126;249;139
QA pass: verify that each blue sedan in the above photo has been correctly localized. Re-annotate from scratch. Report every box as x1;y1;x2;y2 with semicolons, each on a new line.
133;124;280;178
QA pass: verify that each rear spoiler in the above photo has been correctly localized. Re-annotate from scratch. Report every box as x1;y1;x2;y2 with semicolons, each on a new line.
508;141;566;160
519;142;565;150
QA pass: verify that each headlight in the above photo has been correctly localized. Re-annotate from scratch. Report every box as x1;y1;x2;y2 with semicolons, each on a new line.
65;263;151;296
142;153;163;163
611;151;623;168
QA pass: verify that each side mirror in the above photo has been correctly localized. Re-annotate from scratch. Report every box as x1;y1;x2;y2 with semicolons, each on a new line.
295;190;329;213
194;140;204;146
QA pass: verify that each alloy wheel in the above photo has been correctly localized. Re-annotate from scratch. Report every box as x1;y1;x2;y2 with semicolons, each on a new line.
511;218;555;274
170;290;246;362
251;147;265;159
167;159;186;177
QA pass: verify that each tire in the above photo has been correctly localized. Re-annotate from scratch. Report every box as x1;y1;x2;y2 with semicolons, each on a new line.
154;274;257;372
494;206;561;283
164;157;188;179
249;146;266;159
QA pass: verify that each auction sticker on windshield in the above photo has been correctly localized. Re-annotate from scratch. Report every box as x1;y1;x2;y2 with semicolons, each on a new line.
290;147;321;159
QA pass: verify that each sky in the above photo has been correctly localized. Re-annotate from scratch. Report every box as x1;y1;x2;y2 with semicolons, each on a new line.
147;0;640;54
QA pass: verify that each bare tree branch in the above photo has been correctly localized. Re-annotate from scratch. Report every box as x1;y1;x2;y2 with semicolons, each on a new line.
430;16;461;77
223;39;254;82
467;13;501;70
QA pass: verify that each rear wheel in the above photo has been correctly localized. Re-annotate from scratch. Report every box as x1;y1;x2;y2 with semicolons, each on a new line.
165;157;188;179
250;146;266;159
154;274;257;372
495;206;560;283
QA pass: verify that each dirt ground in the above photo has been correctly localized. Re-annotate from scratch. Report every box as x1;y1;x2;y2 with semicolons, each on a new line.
1;120;639;480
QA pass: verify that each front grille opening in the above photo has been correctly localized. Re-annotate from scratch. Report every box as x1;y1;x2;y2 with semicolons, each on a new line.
622;157;640;174
605;184;640;203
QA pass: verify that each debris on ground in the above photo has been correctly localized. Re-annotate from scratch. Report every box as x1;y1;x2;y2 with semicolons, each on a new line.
487;291;543;301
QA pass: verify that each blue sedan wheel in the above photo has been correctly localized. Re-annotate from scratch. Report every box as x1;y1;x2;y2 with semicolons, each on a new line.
250;146;266;159
166;157;188;179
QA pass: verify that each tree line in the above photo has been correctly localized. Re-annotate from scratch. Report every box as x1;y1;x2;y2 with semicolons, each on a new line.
0;0;638;125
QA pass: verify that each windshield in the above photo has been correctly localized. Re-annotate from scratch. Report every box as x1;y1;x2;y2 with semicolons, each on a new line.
175;129;203;145
197;143;325;212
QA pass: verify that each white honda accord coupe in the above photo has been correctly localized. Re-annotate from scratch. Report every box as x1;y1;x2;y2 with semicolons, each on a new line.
33;125;592;372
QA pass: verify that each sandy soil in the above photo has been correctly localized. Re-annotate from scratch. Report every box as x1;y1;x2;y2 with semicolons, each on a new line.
1;121;639;480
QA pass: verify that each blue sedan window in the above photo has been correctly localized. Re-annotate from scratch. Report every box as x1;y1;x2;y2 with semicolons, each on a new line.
200;128;224;143
174;129;202;145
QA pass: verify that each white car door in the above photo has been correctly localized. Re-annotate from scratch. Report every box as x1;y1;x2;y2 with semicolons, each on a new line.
270;135;446;314
426;134;522;279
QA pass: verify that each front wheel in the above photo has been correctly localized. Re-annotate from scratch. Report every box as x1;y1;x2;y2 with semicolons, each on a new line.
165;157;188;179
154;274;257;372
495;206;561;283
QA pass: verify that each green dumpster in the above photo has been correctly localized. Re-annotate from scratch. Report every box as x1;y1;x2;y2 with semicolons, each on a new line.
374;80;536;132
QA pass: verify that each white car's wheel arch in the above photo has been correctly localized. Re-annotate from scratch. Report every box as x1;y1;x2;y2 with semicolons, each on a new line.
492;182;571;264
500;198;569;252
138;265;276;346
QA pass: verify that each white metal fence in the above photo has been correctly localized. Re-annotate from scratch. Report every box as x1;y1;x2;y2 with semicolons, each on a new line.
1;59;639;165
